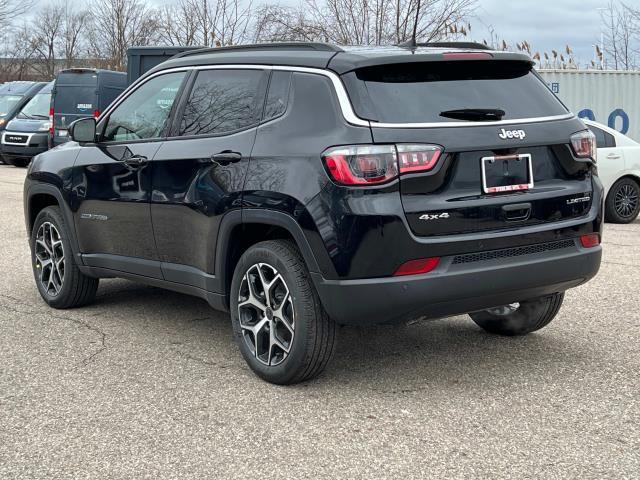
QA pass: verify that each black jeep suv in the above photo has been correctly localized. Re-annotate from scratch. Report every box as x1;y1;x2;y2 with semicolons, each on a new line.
24;42;603;384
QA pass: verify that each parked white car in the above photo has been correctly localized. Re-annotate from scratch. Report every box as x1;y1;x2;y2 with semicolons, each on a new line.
583;120;640;223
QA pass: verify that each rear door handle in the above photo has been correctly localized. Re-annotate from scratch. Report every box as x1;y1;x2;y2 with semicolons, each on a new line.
606;153;621;159
210;151;242;166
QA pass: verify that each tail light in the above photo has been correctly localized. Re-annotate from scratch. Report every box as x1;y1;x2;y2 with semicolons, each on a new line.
93;109;101;119
48;107;54;135
394;257;440;276
571;130;597;163
580;233;600;248
322;144;443;186
397;145;442;174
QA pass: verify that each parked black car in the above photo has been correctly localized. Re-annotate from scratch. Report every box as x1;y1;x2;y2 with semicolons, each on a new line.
1;81;54;167
0;81;47;163
51;68;127;147
24;42;603;384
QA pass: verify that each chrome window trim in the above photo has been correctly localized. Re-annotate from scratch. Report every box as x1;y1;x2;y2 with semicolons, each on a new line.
101;64;575;130
1;131;35;146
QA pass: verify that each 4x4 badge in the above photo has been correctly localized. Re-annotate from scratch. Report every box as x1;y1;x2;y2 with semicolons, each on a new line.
419;212;450;221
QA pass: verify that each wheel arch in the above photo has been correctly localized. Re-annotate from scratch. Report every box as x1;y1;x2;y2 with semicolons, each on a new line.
26;183;82;259
215;209;323;304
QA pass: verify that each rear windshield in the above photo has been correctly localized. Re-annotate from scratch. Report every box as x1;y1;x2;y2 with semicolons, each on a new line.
0;94;23;117
345;60;568;123
57;72;97;86
19;92;51;119
54;86;96;114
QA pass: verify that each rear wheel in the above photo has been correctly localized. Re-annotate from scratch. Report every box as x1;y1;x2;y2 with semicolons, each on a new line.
469;293;564;336
230;240;336;385
31;206;99;309
605;177;640;223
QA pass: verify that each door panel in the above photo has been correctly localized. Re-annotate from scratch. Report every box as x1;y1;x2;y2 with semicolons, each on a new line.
150;131;256;274
150;68;267;278
73;143;161;262
597;146;626;194
72;70;188;269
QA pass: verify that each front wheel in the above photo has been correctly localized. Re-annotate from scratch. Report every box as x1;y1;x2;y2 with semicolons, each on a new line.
605;177;640;224
11;158;30;168
31;206;99;309
469;293;564;336
230;240;336;385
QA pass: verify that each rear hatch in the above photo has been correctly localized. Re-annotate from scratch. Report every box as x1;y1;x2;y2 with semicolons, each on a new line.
53;71;98;140
342;58;594;237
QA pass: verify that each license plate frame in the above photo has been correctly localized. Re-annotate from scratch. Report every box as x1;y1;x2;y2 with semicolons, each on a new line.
481;153;534;194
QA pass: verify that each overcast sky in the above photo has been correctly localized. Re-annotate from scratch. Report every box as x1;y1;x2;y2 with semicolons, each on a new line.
471;0;608;67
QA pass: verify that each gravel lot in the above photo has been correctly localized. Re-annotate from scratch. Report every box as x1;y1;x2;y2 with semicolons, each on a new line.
0;164;638;479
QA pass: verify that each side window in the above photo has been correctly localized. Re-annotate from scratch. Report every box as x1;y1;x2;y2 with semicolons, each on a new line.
604;131;616;148
264;71;291;121
102;72;185;142
589;125;608;149
179;69;266;136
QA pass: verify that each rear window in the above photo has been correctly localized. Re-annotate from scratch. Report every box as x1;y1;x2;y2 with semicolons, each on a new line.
57;72;97;86
345;61;568;124
178;69;266;136
0;95;23;117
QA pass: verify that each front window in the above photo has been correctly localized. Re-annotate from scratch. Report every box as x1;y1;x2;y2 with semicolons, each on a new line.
102;72;186;142
0;95;23;117
19;92;51;119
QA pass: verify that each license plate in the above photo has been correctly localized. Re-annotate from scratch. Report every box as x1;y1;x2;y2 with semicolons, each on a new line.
57;129;68;137
481;154;533;194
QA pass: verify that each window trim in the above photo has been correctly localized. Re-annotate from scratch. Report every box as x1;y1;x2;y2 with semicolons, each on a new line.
99;64;575;131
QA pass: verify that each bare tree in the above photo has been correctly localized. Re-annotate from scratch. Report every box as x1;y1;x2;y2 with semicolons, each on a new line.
157;0;252;47
0;0;35;29
600;0;638;70
254;0;475;45
156;1;200;46
252;4;325;42
87;0;158;70
27;4;64;78
62;6;90;68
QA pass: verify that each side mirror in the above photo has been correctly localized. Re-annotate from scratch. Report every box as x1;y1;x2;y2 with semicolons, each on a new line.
69;117;96;143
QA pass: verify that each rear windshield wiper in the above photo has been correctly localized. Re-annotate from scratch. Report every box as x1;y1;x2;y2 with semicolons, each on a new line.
440;108;505;121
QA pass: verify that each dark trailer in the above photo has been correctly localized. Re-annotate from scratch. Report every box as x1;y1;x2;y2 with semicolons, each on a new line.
126;46;201;85
51;68;126;146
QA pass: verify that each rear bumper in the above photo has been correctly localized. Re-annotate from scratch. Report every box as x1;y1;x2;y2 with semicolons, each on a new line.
312;239;601;325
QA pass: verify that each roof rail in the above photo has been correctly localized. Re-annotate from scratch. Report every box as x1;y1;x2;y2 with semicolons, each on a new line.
418;42;492;50
174;42;343;58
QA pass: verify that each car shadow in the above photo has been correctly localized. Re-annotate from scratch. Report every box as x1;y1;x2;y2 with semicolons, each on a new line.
88;279;593;390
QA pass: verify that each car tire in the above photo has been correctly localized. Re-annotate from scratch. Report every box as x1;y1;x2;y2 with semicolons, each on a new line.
469;292;564;336
31;206;99;309
230;240;336;385
11;158;30;168
605;177;640;224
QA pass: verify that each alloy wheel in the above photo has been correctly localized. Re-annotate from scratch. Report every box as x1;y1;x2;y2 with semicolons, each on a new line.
35;222;65;296
614;183;639;219
237;263;295;366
